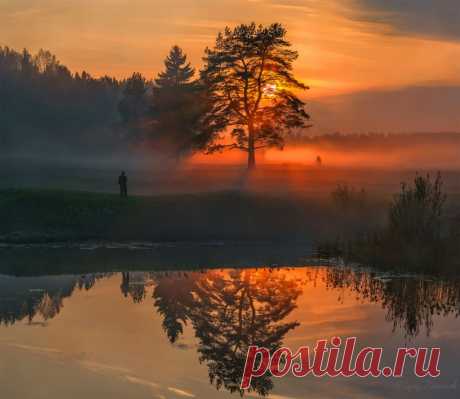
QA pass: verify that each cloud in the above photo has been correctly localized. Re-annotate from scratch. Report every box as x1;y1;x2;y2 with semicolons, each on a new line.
78;360;132;375
167;387;196;397
5;343;61;354
354;0;460;41
124;375;160;389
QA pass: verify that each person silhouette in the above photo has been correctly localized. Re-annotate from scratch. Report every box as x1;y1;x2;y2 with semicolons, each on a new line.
316;155;322;167
118;171;128;197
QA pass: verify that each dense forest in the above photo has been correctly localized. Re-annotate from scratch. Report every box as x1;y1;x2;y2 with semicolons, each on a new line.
0;45;207;157
0;45;211;159
0;46;121;154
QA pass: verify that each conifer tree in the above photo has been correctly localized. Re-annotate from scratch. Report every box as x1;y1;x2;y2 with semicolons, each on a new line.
149;46;206;157
154;45;195;88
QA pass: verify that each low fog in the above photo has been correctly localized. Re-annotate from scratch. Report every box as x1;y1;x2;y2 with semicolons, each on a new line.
2;132;460;197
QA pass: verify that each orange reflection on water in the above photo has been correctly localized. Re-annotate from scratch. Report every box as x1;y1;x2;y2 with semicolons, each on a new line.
1;267;460;398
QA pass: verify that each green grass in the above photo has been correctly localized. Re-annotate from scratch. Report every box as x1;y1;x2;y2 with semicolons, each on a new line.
1;188;387;243
2;186;458;275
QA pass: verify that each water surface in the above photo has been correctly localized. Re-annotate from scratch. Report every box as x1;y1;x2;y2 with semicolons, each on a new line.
1;265;460;398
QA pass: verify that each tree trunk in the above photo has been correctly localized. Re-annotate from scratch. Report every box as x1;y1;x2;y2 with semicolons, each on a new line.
247;123;256;169
248;147;256;169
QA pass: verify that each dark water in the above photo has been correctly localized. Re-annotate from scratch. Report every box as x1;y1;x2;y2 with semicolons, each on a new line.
1;251;460;398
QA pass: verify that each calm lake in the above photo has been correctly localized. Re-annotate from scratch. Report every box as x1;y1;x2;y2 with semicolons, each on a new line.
1;245;459;398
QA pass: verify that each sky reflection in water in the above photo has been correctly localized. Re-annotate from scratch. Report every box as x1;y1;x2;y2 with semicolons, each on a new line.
1;267;460;399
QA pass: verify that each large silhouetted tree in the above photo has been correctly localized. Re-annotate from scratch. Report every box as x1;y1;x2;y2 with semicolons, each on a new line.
200;23;310;169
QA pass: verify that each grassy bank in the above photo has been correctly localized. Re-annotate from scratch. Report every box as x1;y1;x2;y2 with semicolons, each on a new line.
0;188;388;243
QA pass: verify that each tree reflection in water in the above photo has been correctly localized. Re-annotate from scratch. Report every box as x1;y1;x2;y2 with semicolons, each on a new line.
153;271;200;343
323;267;460;337
120;272;154;303
193;270;302;395
152;269;303;395
2;267;460;396
151;267;460;395
0;273;109;326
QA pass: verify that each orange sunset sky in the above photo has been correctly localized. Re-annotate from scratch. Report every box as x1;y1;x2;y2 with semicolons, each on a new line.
2;0;460;132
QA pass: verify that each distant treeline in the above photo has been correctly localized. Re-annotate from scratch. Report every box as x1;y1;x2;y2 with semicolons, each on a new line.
289;132;460;150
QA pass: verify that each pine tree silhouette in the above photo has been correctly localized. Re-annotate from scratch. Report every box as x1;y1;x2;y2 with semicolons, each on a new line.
148;45;207;157
155;45;195;88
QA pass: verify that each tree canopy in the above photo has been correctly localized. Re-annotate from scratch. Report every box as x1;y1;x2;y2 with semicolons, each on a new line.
118;72;148;122
148;46;208;158
200;23;310;168
155;45;195;88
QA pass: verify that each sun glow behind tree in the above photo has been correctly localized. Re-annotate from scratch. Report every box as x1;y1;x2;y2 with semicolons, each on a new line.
200;23;311;169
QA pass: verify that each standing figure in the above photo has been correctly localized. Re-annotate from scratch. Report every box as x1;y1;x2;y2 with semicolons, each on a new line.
316;155;322;167
118;171;128;197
